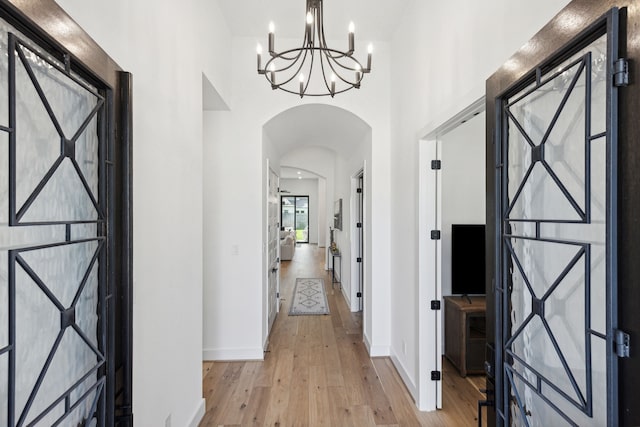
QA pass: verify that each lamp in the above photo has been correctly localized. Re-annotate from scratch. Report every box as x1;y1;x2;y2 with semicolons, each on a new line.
256;0;372;98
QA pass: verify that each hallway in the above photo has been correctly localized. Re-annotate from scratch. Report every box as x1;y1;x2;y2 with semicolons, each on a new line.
200;245;484;426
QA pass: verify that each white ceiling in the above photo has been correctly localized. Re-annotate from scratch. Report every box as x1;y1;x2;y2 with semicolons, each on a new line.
263;104;371;158
280;167;320;179
216;0;412;41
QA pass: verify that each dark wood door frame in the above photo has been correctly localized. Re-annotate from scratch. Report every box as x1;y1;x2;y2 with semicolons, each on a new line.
485;1;639;425
1;1;133;425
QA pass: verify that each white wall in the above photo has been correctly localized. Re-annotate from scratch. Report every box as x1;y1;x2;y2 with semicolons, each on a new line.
440;111;486;298
333;133;370;313
280;178;319;244
54;0;233;425
389;0;572;408
200;33;391;360
317;178;327;247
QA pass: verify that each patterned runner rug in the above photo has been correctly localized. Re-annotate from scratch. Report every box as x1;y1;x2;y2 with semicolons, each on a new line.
289;278;330;315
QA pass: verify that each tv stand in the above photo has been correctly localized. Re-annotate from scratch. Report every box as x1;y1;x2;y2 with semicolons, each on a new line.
460;294;473;304
444;295;486;377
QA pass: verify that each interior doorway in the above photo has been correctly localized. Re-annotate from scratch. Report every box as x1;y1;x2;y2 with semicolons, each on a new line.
437;109;487;416
418;98;486;411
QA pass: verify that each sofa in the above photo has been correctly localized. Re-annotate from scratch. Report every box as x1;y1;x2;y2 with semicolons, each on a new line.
280;230;296;261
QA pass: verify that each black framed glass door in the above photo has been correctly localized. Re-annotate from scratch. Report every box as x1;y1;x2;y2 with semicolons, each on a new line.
281;196;309;243
0;2;132;426
494;9;620;426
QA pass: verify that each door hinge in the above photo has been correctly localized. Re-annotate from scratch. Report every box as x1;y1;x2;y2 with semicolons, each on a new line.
614;58;629;87
357;292;362;298
431;371;441;381
276;292;280;299
357;222;362;228
615;329;630;358
357;188;362;193
430;300;441;310
431;230;441;240
357;257;362;263
431;160;441;170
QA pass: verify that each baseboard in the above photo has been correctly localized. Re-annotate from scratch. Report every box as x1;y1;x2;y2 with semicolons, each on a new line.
390;352;418;403
202;347;264;361
187;398;206;427
363;334;390;357
340;286;352;310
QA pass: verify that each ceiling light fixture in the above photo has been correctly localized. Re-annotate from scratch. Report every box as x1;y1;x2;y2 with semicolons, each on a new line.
256;0;372;98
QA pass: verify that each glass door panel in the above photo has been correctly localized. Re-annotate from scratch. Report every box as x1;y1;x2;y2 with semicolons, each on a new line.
281;197;295;231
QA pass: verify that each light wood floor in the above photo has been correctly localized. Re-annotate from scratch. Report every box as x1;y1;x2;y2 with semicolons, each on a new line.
200;244;486;426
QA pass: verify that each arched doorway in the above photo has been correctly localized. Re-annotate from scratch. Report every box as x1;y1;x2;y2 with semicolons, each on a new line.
261;104;372;347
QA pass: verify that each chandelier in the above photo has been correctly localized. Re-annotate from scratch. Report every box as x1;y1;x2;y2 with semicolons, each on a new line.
256;0;372;98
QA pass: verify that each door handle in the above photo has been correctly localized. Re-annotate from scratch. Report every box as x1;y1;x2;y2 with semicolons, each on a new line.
271;267;278;273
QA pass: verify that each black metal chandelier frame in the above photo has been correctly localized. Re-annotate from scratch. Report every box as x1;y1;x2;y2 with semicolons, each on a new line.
257;0;372;97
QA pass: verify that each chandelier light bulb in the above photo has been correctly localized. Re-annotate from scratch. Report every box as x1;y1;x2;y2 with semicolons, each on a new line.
269;22;275;33
256;43;263;72
269;63;276;85
368;43;373;54
367;44;373;71
307;12;313;25
348;22;355;53
330;73;336;96
299;73;305;97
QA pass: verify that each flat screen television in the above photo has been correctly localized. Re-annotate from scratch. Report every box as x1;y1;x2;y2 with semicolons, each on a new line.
451;224;486;295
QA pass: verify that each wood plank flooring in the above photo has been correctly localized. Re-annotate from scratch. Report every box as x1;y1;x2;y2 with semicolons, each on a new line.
200;244;486;426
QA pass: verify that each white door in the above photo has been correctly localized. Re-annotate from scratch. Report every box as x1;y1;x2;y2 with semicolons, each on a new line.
267;167;280;332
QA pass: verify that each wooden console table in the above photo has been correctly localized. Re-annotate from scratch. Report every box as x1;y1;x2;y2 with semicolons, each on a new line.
444;296;486;377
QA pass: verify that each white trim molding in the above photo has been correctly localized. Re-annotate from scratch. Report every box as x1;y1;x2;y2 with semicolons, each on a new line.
187;398;206;427
203;347;264;361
